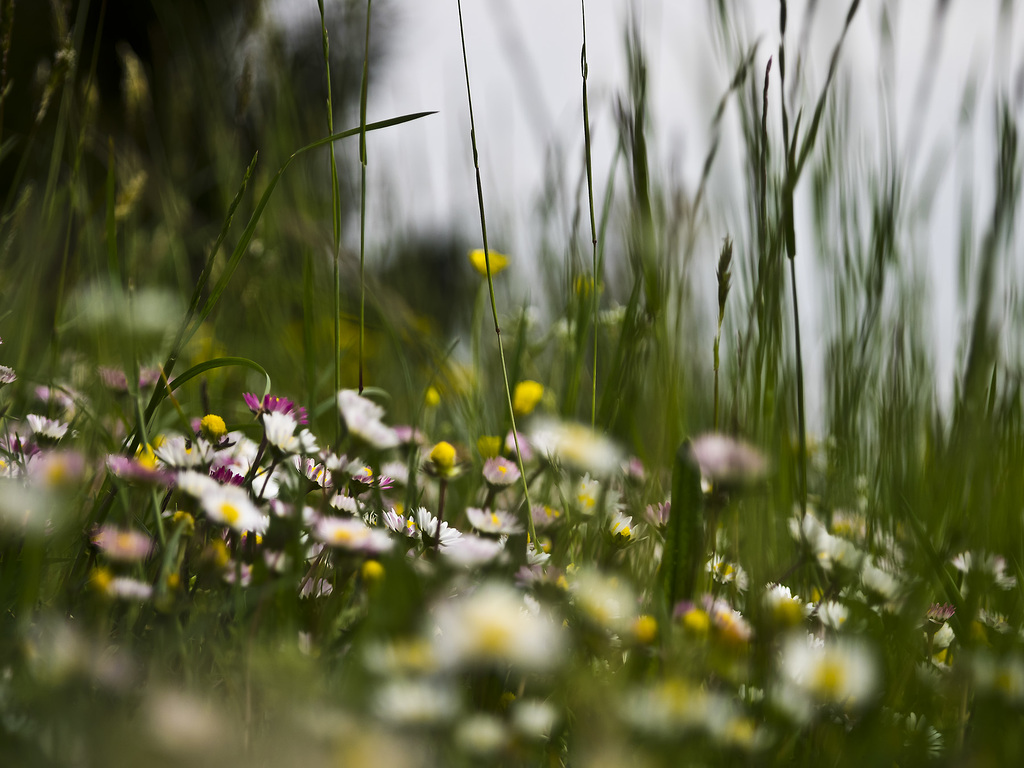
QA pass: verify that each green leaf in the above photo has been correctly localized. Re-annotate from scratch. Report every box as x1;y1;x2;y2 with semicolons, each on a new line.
661;440;705;611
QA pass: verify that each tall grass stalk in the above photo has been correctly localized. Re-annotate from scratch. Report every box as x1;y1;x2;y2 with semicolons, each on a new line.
455;0;536;551
777;0;808;516
317;0;344;438
580;0;598;428
713;237;733;431
358;0;373;395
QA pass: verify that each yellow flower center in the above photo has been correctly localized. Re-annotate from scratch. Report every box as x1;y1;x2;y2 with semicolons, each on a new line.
219;502;240;526
331;528;356;546
812;659;847;699
45;461;68;485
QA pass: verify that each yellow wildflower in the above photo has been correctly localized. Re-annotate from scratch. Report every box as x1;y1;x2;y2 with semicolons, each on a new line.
633;615;658;644
362;560;385;583
429;441;459;478
200;413;227;441
469;248;509;277
513;380;544;416
424;386;441;408
477;435;502;459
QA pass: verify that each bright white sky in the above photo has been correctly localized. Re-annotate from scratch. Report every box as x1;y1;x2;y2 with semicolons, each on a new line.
276;0;1024;415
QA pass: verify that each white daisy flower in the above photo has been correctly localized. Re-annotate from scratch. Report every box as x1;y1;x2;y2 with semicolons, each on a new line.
455;714;508;756
817;600;849;631
529;418;623;477
861;556;901;602
104;576;153;601
441;534;506;567
337;389;399;449
329;493;359;515
706;554;748;591
777;633;877;718
511;698;559;741
482;456;520;487
763;583;810;626
91;526;153;562
380;459;410;486
574;474;601;515
414;507;462;548
382;508;417;537
466;507;523;535
688;433;767;486
26;414;69;442
262;411;318;455
155;435;214;469
609;510;635;542
569;568;637;635
200;485;266;533
374;679;459;725
175;469;219;498
431;582;565;671
313;516;393;554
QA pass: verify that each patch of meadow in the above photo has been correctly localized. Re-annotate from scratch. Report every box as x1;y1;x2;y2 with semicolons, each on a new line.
1;1;1024;765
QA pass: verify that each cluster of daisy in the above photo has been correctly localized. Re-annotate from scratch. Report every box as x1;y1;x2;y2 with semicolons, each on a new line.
5;367;1024;764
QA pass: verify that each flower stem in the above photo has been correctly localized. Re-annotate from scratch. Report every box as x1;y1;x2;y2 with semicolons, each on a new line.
317;0;343;438
357;0;373;394
581;0;599;429
455;0;537;553
434;478;448;552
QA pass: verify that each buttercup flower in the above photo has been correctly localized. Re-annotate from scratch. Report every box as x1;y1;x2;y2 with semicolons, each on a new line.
469;248;509;277
512;380;544;416
427;441;460;479
424;386;441;407
477;435;502;459
200;414;227;442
